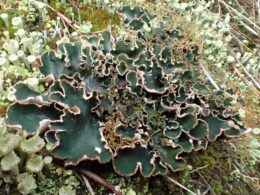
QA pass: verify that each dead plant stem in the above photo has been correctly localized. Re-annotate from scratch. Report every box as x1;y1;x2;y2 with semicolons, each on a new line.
79;170;122;195
34;0;79;32
82;175;95;195
164;176;198;195
199;39;220;91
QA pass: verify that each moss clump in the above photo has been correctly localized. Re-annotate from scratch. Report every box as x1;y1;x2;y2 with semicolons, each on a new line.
194;155;216;173
210;180;224;194
48;1;120;32
78;5;120;32
190;142;235;194
193;142;224;174
147;111;165;129
166;138;259;195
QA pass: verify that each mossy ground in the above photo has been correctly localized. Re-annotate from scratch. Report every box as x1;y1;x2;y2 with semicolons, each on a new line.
45;1;120;49
49;0;120;32
77;4;120;32
95;137;259;195
1;135;258;195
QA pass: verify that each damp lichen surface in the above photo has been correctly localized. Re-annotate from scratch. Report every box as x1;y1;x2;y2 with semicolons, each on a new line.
6;6;246;177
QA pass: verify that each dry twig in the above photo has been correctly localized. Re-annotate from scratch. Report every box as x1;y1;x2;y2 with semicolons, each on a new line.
228;47;260;92
164;176;198;195
34;0;79;32
79;170;122;195
82;175;95;195
198;39;220;91
189;164;209;174
197;172;217;195
219;0;260;31
74;171;95;195
232;64;260;96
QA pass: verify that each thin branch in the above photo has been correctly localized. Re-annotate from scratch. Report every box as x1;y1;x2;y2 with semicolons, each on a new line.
4;183;10;195
79;170;122;195
219;0;260;31
189;164;209;174
232;64;260;96
164;176;198;195
70;1;81;23
253;0;256;24
202;186;211;195
34;0;79;32
197;173;216;195
82;175;95;195
240;65;260;90
231;165;260;190
74;172;95;195
257;0;260;26
60;18;71;36
228;47;260;92
234;0;248;16
229;29;251;52
198;39;220;91
239;21;259;37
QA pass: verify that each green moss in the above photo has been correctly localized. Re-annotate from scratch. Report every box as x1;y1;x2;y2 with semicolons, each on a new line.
49;1;73;17
210;180;224;194
48;1;120;32
194;155;216;173
38;178;63;195
175;138;260;195
0;10;17;39
192;142;225;175
78;5;120;32
147;111;165;129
